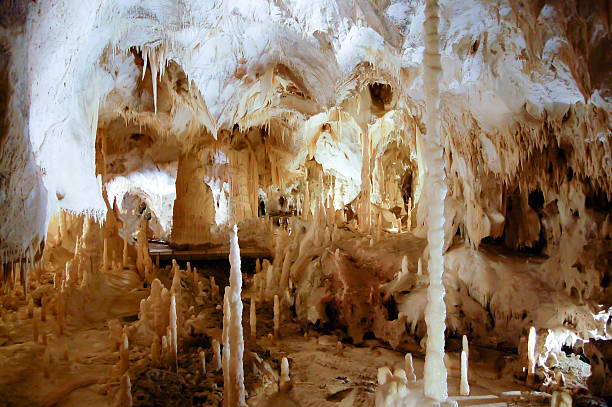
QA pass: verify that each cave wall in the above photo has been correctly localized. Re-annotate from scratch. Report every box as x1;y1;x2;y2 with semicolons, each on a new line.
0;2;47;262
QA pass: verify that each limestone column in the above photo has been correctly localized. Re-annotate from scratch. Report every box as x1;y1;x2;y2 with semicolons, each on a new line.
171;152;215;246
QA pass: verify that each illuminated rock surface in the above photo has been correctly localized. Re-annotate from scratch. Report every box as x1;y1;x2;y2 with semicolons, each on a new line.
0;0;610;406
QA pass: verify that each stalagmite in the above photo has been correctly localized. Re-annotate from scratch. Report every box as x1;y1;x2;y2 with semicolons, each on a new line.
43;348;50;378
212;339;222;372
405;353;417;383
359;130;371;234
337;341;343;356
401;255;408;276
21;262;28;297
377;367;393;386
56;286;65;335
422;0;448;400
151;335;161;367
119;373;133;407
225;225;246;406
279;356;290;390
303;180;310;220
120;332;129;375
222;286;231;402
122;238;128;268
169;294;178;372
136;217;153;279
463;335;469;359
460;350;469;396
161;336;168;365
250;296;256;339
199;350;206;375
210;276;218;301
15;262;21;294
273;294;280;338
103;238;109;270
551;391;572;407
394;368;408;384
527;326;537;385
265;264;275;299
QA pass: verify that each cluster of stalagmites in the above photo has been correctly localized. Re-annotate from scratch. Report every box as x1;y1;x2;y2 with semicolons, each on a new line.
104;223;294;406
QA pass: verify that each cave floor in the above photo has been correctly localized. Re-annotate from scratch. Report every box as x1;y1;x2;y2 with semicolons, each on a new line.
0;254;558;407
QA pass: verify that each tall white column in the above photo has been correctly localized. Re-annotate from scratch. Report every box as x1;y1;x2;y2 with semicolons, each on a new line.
422;0;449;401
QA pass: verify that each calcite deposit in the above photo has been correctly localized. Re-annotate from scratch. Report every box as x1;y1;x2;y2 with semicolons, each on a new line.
0;0;610;406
